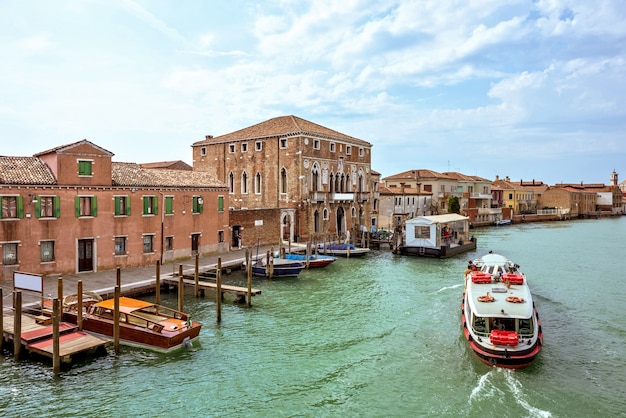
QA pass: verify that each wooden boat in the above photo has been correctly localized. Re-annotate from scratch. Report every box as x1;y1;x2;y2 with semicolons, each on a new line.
461;253;542;368
282;253;337;268
317;243;370;257
247;258;306;278
62;296;201;352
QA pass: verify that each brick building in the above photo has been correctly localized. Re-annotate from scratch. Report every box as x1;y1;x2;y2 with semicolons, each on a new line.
192;115;373;246
0;140;229;281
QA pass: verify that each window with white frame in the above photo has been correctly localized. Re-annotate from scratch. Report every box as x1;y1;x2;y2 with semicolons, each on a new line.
255;141;263;151
2;242;18;265
40;240;55;262
229;144;236;153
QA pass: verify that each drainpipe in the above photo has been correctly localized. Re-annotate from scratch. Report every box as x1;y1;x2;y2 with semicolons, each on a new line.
158;190;165;265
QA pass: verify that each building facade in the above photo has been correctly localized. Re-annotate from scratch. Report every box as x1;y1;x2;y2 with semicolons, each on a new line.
0;140;229;281
192;115;373;246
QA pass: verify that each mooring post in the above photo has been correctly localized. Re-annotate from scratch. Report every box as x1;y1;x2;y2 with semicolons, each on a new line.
113;286;120;353
58;276;63;303
178;273;184;313
216;258;222;323
13;290;21;360
305;243;311;269
247;254;252;308
0;288;3;351
265;251;271;278
52;298;60;376
77;280;83;331
194;254;199;298
155;260;161;305
116;267;121;288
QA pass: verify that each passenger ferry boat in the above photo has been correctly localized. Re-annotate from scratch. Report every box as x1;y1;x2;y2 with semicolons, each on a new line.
461;253;542;368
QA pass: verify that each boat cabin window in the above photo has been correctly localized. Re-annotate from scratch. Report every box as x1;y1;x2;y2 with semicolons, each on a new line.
518;318;534;336
472;316;486;334
490;318;515;331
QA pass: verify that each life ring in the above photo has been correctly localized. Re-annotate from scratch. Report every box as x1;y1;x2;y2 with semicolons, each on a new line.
477;294;495;303
506;296;525;303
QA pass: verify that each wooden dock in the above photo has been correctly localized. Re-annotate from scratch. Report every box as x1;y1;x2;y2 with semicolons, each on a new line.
3;312;110;362
164;277;262;297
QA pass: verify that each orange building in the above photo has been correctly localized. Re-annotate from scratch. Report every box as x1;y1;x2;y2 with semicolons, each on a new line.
0;140;229;281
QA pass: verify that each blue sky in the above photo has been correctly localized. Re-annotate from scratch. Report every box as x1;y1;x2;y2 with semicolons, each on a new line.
1;0;625;185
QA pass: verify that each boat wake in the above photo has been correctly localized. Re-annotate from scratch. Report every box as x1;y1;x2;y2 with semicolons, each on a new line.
468;369;552;417
435;283;463;293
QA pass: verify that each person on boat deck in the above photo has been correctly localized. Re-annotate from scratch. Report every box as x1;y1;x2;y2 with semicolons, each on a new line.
492;319;505;330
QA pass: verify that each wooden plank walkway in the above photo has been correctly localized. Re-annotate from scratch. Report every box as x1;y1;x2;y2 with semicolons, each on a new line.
3;313;110;361
163;277;262;296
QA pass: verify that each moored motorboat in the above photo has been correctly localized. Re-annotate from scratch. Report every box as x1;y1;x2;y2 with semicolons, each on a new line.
282;252;337;268
62;296;201;352
246;257;306;278
317;243;370;257
461;253;542;368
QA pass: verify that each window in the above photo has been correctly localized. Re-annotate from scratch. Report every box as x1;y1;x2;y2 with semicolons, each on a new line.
165;196;174;215
114;236;126;256
75;196;97;217
229;172;235;194
201;147;207;156
36;196;60;218
2;242;18;265
165;236;173;251
114;196;130;216
313;139;320;149
255;141;263;151
346;145;352;155
323;208;329;220
218;230;224;243
192;196;204;214
143;196;158;215
241;143;248;152
359;147;364;157
255;172;262;194
40;240;55;262
280;168;287;194
78;160;93;176
228;144;236;153
241;172;248;194
218;195;224;212
143;235;154;253
330;142;336;152
280;138;287;148
1;196;23;219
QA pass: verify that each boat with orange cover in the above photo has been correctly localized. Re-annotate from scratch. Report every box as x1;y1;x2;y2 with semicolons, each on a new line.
62;296;201;352
461;253;542;368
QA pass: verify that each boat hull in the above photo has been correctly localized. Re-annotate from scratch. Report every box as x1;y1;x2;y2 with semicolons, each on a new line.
399;240;476;258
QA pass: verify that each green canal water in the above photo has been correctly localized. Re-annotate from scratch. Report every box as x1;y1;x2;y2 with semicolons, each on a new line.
2;217;626;417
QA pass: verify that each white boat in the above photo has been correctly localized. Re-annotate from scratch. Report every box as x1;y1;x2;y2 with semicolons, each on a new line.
461;253;542;368
494;219;511;226
317;243;370;257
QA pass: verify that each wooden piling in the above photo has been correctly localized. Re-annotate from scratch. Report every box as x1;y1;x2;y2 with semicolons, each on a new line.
116;267;121;288
247;254;253;308
13;290;21;360
77;280;83;331
113;286;120;353
178;274;184;313
0;288;3;351
58;277;63;302
194;254;199;297
52;299;60;376
216;258;222;323
305;243;311;269
266;251;271;278
155;260;161;305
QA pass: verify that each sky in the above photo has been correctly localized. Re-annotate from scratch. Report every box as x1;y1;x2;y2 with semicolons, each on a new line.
1;0;625;185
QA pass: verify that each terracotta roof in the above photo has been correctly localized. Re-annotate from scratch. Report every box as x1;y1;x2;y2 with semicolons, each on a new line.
34;139;114;157
383;169;453;181
491;179;516;189
112;162;226;189
379;185;429;195
0;156;57;185
140;161;192;171
193;115;371;146
442;172;492;182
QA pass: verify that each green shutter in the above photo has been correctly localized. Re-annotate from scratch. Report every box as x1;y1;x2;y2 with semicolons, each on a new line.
75;196;80;217
17;196;24;219
34;196;41;219
114;197;121;216
92;196;97;216
218;196;224;212
165;196;173;214
143;196;149;214
152;197;158;215
126;196;131;215
54;196;60;218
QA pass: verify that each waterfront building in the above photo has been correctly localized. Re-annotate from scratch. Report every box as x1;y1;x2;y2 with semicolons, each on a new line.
0;140;229;281
191;115;374;246
382;169;455;214
378;183;432;231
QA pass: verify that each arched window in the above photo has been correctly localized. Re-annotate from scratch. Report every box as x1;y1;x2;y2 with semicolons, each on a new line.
255;172;262;194
280;168;288;194
346;174;350;191
311;164;320;192
314;210;320;233
241;171;248;194
229;172;234;194
323;208;329;220
358;169;364;192
329;173;335;193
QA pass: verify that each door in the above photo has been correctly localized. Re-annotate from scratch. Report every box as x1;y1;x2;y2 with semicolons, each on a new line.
191;233;200;255
78;239;94;272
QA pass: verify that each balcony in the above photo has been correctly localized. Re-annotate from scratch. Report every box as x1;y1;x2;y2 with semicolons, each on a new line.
331;192;355;202
310;191;326;203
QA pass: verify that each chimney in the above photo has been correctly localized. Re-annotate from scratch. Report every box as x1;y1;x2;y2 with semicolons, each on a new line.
205;135;214;140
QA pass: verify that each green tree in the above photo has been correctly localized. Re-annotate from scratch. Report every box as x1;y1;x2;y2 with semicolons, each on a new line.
448;195;460;214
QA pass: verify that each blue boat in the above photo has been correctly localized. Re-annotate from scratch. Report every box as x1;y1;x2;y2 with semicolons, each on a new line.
283;253;337;268
249;258;305;278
